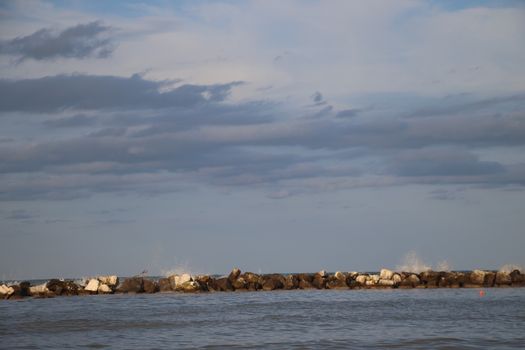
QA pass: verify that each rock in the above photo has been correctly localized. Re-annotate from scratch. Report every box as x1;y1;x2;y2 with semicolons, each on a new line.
241;272;261;290
438;272;463;288
483;271;496;287
326;272;348;289
261;274;284;291
158;278;172;292
466;270;485;287
143;279;159;293
377;279;395;287
379;269;394;280
510;270;525;286
193;275;211;292
29;283;49;296
316;270;328;278
370;274;380;284
212;277;233;291
419;271;440;287
399;273;420;288
180;281;201;293
98;275;119;287
84;279;100;293
117;277;144;293
283;274;299;290
168;274;192;291
355;275;368;285
365;280;376;286
46;279;78;296
232;277;248;291
0;284;14;298
98;284;113;294
495;272;512;286
312;271;328;289
228;268;241;282
392;274;402;285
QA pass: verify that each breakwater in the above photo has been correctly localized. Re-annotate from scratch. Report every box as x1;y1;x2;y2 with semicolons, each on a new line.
1;268;524;300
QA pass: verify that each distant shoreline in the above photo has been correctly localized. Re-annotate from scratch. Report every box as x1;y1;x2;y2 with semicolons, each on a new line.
2;268;524;300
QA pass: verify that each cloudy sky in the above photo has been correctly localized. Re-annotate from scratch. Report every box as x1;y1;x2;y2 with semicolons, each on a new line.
1;0;524;280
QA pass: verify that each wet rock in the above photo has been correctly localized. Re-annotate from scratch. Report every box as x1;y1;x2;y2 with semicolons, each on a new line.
326;272;348;289
180;281;201;293
495;272;512;286
98;284;113;294
232;277;248;291
419;271;440;288
261;274;285;291
117;277;144;293
143;279;159;293
228;268;241;282
213;277;233;291
392;274;402;285
399;273;420;288
379;269;394;280
510;270;525;286
283;274;299;290
168;274;192;291
46;279;78;296
158;278;172;292
466;270;485;286
98;275;119;287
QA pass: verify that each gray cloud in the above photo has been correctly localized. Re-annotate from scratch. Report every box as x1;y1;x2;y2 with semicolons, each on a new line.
43;114;96;128
0;74;242;112
0;21;114;61
0;74;524;200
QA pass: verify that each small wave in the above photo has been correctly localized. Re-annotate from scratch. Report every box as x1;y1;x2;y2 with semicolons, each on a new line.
396;251;431;273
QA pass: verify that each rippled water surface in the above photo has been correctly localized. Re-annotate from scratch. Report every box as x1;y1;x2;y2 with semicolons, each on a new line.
1;288;524;349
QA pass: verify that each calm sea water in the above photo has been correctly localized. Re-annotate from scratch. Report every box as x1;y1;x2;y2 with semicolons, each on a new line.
1;288;524;349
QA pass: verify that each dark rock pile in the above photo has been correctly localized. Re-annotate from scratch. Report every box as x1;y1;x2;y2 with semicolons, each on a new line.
1;268;524;300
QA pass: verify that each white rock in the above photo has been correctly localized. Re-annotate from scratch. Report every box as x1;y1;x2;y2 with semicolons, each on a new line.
98;275;119;286
371;274;380;283
378;279;395;286
29;283;49;295
355;275;368;284
168;273;193;290
334;271;345;280
0;284;14;296
365;280;376;286
380;269;394;280
317;270;327;278
98;284;112;293
84;279;100;292
392;274;402;284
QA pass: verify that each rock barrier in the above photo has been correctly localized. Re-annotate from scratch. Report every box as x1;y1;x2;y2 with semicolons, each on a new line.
1;268;524;300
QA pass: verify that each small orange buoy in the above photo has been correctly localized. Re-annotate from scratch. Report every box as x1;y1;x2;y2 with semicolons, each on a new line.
479;290;485;297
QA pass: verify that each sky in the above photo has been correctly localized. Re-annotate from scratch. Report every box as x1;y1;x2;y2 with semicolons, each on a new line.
1;0;524;280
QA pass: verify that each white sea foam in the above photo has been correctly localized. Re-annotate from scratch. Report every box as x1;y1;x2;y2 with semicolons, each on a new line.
499;264;524;273
435;260;452;272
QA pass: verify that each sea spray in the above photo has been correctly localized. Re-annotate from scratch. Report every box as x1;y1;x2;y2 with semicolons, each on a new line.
499;264;524;273
396;251;432;273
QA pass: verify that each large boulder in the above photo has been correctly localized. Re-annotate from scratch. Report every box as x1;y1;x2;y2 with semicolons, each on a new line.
399;273;420;288
261;274;285;291
0;284;14;298
377;279;395;287
180;281;202;293
98;284;113;294
158;278;172;292
419;271;440;288
143;279;159;293
117;277;144;293
168;274;192;291
84;279;100;293
379;269;394;280
193;275;211;292
326;272;348;289
283;274;299;290
465;270;486;287
46;279;78;296
355;275;368;286
212;277;233;291
438;272;464;288
29;283;51;296
510;270;525;286
98;275;119;287
240;272;261;291
228;268;241;282
231;277;248;291
495;271;512;286
312;271;328;289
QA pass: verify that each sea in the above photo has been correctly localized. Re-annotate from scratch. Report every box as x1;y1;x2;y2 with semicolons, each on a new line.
1;287;524;349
